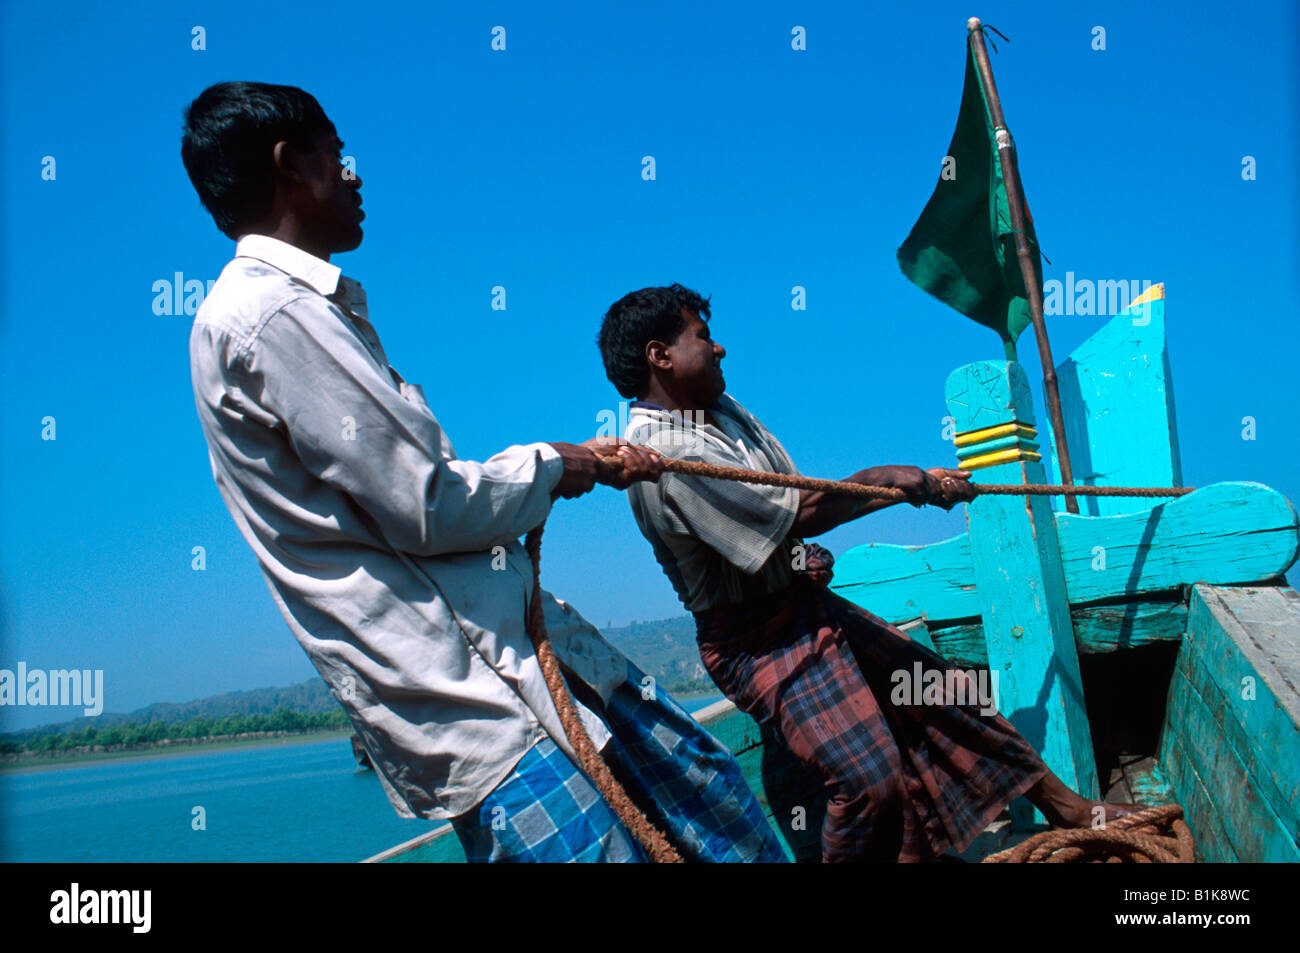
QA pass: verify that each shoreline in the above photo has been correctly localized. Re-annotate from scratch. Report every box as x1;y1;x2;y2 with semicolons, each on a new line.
1;691;725;777
0;728;354;775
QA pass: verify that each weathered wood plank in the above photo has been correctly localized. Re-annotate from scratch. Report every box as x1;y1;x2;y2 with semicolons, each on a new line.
1066;599;1188;653
946;360;1098;823
1161;661;1298;862
927;598;1187;667
832;482;1298;625
1156;583;1300;862
832;533;977;624
1158;721;1237;863
1120;756;1175;806
1178;585;1300;830
1177;649;1298;855
694;698;758;755
1204;586;1300;730
1042;293;1184;517
1056;483;1299;605
1105;765;1133;804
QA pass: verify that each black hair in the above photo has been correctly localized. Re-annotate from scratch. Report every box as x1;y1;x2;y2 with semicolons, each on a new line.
598;284;712;399
180;81;335;239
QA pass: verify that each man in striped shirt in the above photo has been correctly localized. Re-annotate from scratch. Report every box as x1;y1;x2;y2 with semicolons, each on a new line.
598;283;1139;862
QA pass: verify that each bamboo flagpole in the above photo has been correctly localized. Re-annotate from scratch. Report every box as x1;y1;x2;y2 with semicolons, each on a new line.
966;18;1080;514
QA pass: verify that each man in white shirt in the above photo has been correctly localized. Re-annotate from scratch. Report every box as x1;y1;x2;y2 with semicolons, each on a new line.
180;81;785;862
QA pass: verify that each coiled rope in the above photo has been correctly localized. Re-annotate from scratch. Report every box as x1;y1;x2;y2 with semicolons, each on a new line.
523;453;1196;863
982;803;1194;863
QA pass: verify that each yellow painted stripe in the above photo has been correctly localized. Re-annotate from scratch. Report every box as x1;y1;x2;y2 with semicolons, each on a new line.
1130;282;1165;307
961;448;1043;471
954;422;1037;448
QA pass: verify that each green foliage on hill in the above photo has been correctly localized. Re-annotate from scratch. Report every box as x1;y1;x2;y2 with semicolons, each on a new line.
2;680;343;746
11;708;349;755
601;615;713;694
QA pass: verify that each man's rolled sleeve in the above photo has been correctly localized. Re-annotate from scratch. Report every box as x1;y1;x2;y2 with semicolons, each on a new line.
243;295;559;556
643;431;798;575
660;473;797;574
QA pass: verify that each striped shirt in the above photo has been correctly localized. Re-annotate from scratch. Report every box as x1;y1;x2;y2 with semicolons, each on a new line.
624;396;803;612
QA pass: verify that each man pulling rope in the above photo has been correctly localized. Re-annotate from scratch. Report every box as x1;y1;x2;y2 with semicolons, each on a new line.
525;458;1194;863
561;283;1192;863
182;86;788;864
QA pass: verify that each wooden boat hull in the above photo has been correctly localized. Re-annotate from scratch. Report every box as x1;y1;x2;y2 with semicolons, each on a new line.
366;578;1300;864
1159;584;1300;862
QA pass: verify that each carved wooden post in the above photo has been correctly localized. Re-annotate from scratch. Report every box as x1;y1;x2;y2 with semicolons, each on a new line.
946;360;1099;828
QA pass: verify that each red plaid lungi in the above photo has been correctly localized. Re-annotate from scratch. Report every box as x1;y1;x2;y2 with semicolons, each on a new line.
693;576;1049;862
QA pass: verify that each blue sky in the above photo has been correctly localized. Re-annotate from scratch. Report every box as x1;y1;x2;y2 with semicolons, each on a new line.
1;0;1296;731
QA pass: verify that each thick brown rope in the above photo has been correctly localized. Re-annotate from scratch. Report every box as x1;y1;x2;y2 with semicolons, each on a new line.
981;803;1194;863
654;456;1194;501
524;522;684;863
523;454;1195;863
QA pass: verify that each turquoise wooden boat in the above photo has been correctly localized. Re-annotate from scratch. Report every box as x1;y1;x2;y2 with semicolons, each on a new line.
364;286;1300;863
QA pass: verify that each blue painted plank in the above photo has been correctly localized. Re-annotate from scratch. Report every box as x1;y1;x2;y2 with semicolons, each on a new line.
1056;483;1299;604
945;360;1098;822
1043;294;1184;516
1181;585;1300;829
832;482;1298;624
1158;719;1238;863
832;532;975;624
1161;662;1299;862
1157;584;1300;863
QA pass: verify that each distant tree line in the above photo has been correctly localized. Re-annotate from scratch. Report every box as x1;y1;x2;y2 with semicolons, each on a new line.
0;707;349;757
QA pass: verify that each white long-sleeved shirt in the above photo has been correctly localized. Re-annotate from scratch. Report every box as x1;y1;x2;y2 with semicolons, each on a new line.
189;234;626;820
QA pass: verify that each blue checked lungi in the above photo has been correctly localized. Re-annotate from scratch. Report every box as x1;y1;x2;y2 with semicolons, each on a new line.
452;659;788;862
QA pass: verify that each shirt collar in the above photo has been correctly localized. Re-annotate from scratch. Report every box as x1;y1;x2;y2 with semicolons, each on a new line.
630;395;767;449
235;233;344;297
627;398;729;438
628;401;682;426
235;233;369;321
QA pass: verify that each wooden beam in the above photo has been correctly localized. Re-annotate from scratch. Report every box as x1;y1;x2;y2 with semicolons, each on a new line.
831;481;1299;624
945;360;1098;825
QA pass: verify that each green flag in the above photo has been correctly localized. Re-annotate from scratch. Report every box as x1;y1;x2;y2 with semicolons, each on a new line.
897;42;1042;359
